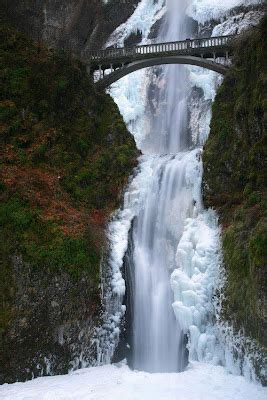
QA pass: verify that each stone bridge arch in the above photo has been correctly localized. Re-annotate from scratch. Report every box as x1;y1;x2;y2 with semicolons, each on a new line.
86;35;236;89
94;56;228;89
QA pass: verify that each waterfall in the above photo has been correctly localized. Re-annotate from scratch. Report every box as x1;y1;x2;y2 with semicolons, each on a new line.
98;0;220;370
126;0;190;372
98;0;263;381
130;156;190;371
141;0;191;154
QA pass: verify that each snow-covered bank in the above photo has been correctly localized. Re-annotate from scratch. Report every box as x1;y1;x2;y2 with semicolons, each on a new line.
1;363;266;400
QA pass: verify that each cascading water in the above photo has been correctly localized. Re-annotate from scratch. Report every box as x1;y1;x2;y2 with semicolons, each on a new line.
127;0;199;372
130;155;193;371
141;0;191;153
98;0;265;382
98;0;217;371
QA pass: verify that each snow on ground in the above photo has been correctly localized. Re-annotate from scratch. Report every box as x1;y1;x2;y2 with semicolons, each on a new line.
1;362;266;400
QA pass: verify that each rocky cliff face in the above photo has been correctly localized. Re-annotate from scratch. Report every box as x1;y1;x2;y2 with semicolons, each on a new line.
1;0;139;56
0;22;138;383
203;15;266;383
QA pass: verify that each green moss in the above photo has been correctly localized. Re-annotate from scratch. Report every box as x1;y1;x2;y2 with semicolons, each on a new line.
0;24;137;207
0;197;99;279
249;219;267;269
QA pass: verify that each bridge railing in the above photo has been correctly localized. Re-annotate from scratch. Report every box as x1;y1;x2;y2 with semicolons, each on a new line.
88;35;236;62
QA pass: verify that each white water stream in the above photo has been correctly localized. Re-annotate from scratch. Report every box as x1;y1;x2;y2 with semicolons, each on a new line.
130;0;192;372
101;0;221;372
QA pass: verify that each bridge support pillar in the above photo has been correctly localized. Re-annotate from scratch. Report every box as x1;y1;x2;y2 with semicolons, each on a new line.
213;52;216;61
99;64;102;78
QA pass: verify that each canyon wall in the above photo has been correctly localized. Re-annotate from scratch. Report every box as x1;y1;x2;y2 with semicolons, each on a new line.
1;0;139;56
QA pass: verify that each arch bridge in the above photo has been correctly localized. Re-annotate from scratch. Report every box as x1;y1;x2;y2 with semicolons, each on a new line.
85;35;237;89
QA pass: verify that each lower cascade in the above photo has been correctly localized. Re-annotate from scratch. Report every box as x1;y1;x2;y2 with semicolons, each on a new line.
130;154;195;372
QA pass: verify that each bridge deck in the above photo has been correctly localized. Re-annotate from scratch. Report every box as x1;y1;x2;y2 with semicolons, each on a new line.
86;35;236;69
